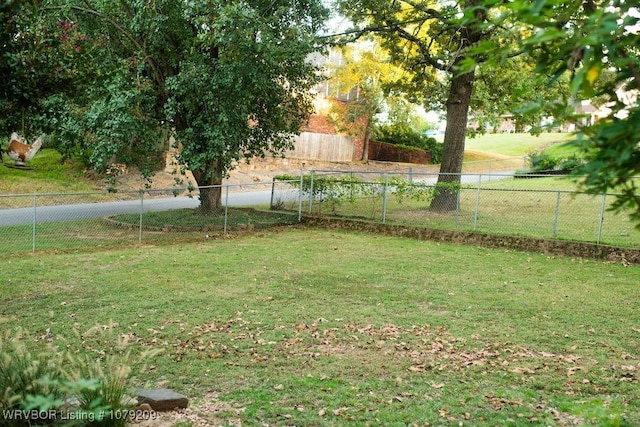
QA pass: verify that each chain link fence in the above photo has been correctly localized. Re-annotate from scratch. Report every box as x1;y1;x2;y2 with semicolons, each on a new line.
1;168;638;254
0;183;297;254
270;170;640;249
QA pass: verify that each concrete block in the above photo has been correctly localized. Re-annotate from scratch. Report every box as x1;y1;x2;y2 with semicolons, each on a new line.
135;388;189;411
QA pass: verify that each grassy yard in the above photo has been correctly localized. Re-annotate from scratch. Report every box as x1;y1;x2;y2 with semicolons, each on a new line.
1;229;638;426
0;149;95;196
291;176;640;249
464;133;572;157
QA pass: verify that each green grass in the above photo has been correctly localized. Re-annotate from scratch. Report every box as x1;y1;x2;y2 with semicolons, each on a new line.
0;220;141;253
293;176;640;248
465;133;572;157
1;229;638;426
542;139;582;158
0;209;298;255
0;148;95;196
111;207;297;231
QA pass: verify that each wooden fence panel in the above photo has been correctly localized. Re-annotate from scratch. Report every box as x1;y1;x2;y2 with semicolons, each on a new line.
287;132;355;162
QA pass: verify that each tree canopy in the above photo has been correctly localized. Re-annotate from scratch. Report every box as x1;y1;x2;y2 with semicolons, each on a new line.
335;0;568;210
495;0;640;225
3;0;328;212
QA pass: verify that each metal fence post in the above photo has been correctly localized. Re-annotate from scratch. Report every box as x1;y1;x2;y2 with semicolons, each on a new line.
381;174;389;224
270;177;276;209
455;190;460;229
553;191;561;238
224;184;229;234
308;170;315;214
139;190;144;244
473;174;482;231
297;165;304;222
597;193;606;245
32;193;37;252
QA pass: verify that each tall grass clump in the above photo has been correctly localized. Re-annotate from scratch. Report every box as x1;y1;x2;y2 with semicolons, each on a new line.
66;333;142;427
0;328;154;426
0;329;63;426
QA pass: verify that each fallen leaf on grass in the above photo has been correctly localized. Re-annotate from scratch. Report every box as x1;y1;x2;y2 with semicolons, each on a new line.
333;407;348;416
512;367;536;374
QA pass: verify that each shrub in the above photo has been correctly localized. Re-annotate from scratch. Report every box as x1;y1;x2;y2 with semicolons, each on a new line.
274;174;460;216
527;150;559;171
0;329;64;426
373;125;443;163
275;174;368;214
0;329;146;427
558;154;586;172
526;150;586;173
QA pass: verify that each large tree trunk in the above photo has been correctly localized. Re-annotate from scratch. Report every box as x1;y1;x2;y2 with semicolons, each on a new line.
192;165;224;214
429;0;484;212
429;68;476;211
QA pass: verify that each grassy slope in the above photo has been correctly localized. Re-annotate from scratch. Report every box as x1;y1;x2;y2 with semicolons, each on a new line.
0;134;573;195
0;148;96;194
464;132;573;159
1;229;638;425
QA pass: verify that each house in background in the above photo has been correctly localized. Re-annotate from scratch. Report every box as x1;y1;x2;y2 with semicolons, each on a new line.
566;84;637;131
286;50;368;162
479;83;638;134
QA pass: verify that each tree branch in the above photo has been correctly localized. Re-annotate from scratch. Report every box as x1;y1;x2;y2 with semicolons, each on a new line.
46;3;165;89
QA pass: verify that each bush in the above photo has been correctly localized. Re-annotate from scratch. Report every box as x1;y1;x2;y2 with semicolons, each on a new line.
526;150;586;173
558;154;586;172
0;329;145;427
275;174;369;214
527;150;559;171
373;125;443;163
0;330;64;426
274;174;460;215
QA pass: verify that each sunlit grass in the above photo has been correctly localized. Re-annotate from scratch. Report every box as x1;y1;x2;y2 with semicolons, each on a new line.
542;139;582;158
465;132;572;157
293;176;639;248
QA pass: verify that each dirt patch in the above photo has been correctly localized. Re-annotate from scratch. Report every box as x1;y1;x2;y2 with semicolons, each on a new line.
104;156;440;193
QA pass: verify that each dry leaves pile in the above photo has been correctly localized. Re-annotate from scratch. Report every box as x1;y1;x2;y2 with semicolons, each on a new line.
155;315;637;385
62;314;637;425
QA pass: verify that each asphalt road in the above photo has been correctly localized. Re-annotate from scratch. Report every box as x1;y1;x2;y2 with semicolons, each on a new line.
0;189;278;226
0;172;514;226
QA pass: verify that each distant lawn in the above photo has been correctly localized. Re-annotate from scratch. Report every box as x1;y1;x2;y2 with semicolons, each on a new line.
465;133;572;157
1;229;638;426
542;139;582;158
